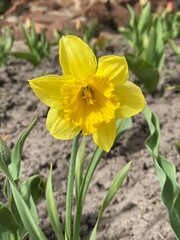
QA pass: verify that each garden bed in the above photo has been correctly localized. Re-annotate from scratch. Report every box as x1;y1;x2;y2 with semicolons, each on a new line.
0;34;179;239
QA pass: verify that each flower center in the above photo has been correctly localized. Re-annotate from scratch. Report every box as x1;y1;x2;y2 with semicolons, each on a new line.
61;76;119;135
82;87;96;105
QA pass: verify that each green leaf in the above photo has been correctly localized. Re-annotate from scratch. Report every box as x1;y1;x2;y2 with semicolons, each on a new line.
3;31;14;54
73;119;132;240
10;183;48;240
30;21;37;48
10;52;40;65
46;165;64;240
0;205;21;232
169;39;180;57
21;24;34;53
20;175;45;224
0;136;11;165
0;156;47;240
9;118;37;181
126;4;139;51
75;136;86;204
116;118;132;140
90;161;131;240
73;147;104;240
154;19;164;72
143;105;180;239
138;2;151;34
145;26;156;66
126;53;160;94
83;21;97;44
65;136;79;240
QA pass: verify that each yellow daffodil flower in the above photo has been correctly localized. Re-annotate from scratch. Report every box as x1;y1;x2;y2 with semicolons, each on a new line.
29;35;145;152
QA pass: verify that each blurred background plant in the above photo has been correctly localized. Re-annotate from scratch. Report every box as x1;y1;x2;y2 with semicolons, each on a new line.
160;7;180;43
0;27;14;66
119;2;165;94
10;21;51;66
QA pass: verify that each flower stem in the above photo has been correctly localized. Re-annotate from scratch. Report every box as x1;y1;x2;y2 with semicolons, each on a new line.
65;135;79;240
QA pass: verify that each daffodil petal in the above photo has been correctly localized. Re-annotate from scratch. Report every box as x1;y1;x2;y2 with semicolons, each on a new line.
29;75;74;108
46;108;81;140
115;81;146;119
93;119;116;152
96;56;128;85
59;35;97;80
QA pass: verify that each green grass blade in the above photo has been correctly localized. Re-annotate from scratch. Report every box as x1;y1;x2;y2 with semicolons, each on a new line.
9;118;37;181
90;161;131;240
143;105;180;239
46;165;64;240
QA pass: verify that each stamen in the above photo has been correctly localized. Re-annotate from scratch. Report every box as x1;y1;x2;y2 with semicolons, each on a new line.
82;87;96;105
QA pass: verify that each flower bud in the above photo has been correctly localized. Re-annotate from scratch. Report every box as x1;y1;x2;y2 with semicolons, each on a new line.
166;1;174;13
139;0;149;7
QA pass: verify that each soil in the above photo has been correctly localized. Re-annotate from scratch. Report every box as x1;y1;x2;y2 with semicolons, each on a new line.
0;1;180;240
0;35;179;240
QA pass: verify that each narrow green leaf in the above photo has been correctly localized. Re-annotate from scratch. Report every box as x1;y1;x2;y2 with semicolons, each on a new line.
0;206;21;232
116;118;132;140
0;136;11;165
21;24;34;53
0;232;10;239
10;52;39;65
83;21;97;44
0;157;47;240
138;2;151;34
145;26;156;66
75;136;86;204
9;118;37;181
90;161;131;240
65;136;79;240
126;4;140;50
169;39;180;56
3;31;14;53
20;175;45;224
73;119;132;240
155;19;164;72
10;183;48;240
30;21;37;47
46;165;64;240
144;105;180;239
126;54;159;94
73;147;104;240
